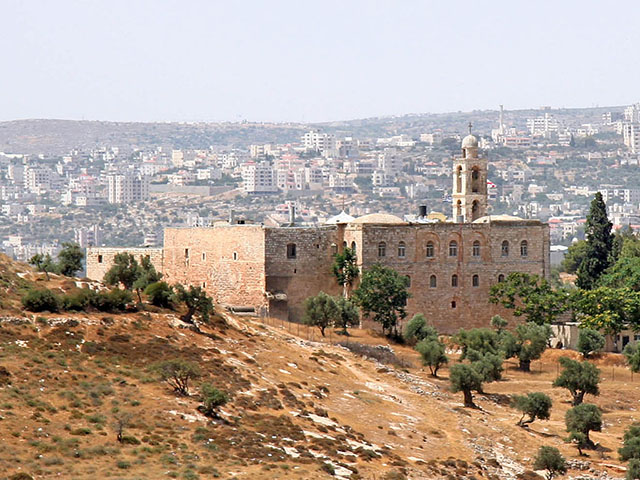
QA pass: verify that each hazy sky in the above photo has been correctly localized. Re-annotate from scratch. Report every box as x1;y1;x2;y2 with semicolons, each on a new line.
2;0;639;122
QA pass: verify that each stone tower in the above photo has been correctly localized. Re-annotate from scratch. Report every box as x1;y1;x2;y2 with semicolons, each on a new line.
452;124;488;222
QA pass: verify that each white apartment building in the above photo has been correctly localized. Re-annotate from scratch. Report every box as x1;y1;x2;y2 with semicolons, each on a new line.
74;225;101;248
241;162;278;193
302;130;337;158
25;167;53;193
624;103;640;123
526;113;559;137
623;123;639;153
107;173;150;204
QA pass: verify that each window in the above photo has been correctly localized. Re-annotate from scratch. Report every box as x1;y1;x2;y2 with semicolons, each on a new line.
451;301;456;308
405;275;411;287
501;240;509;257
456;166;462;193
287;243;297;259
331;243;338;255
429;275;437;288
472;275;479;287
202;282;207;288
426;241;434;258
498;274;505;282
232;252;238;260
97;255;103;264
185;248;190;259
472;240;481;257
202;252;206;261
451;274;458;287
378;241;386;257
398;241;406;258
351;241;357;252
449;240;458;257
520;240;528;257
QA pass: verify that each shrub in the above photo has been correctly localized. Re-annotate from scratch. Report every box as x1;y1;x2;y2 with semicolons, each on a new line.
91;289;133;312
627;459;640;480
404;314;438;344
619;423;640;462
577;328;605;358
150;359;201;395
624;343;640;373
62;289;96;311
144;281;174;308
512;392;552;427
200;383;229;418
533;446;567;480
22;289;61;313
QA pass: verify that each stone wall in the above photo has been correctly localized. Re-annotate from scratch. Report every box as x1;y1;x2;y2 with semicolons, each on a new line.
85;247;164;282
162;226;267;312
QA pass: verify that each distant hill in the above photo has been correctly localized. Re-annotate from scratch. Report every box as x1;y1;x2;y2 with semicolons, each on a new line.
0;105;623;154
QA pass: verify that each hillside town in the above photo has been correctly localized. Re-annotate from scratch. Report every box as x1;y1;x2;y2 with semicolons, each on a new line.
1;103;640;267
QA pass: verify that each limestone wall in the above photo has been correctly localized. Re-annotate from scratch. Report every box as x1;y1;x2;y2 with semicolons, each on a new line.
85;247;164;282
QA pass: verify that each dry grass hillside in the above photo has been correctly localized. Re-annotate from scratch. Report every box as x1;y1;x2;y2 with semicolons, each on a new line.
0;256;637;480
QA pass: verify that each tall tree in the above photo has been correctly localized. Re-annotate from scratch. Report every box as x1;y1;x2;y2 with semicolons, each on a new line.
489;272;569;325
57;242;84;277
331;247;359;298
103;253;140;290
352;264;410;337
577;192;613;289
302;292;339;337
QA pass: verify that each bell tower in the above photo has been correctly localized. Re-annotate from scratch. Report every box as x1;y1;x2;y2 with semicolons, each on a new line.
452;123;488;222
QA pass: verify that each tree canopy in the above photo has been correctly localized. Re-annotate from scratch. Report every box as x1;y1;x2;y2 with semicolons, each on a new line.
303;292;339;337
576;192;613;289
553;357;600;406
331;246;359;298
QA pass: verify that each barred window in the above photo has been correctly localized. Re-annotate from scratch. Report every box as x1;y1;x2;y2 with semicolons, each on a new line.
378;241;386;257
398;241;406;258
472;240;481;257
449;240;458;257
520;240;528;257
501;240;509;257
426;241;434;258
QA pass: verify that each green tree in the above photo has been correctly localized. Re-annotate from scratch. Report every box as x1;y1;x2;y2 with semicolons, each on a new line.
454;327;502;359
577;328;605;358
57;242;84;277
619;424;640;462
103;253;140;290
627;459;640;480
577;192;613;289
132;256;162;303
490;315;508;333
404;313;438;344
553;357;600;406
533;446;567;480
624;343;640;373
449;363;483;408
28;253;58;281
335;296;359;335
467;349;504;384
352;264;410;337
303;292;339;337
561;239;588;274
150;359;201;396
489;272;568;325
173;284;214;326
200;383;228;418
332;246;359;298
565;403;602;448
415;338;448;377
512;392;552;427
571;287;640;351
599;256;640;291
144;281;174;308
502;322;552;372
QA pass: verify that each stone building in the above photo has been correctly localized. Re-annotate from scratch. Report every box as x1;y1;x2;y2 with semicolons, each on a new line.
86;133;550;333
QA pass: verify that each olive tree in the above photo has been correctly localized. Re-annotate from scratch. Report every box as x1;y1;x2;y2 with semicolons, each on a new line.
553;357;600;406
512;392;552;427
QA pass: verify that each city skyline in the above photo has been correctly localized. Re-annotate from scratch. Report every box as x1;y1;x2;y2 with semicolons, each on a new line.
2;0;640;123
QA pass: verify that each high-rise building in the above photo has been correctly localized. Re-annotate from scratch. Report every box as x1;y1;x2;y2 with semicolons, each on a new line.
241;161;278;193
107;173;150;204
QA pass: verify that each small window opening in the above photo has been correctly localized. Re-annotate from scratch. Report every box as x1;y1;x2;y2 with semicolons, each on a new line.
287;243;297;259
97;255;103;263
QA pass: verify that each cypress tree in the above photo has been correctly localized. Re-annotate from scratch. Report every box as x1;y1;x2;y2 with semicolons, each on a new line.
577;192;613;290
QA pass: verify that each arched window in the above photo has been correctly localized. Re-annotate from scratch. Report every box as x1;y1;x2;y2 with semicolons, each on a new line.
232;251;238;261
429;275;437;288
398;241;406;258
501;240;509;257
331;243;338;255
498;274;505;282
405;275;411;288
471;167;479;193
426;241;435;258
378;241;386;257
456;166;462;193
351;241;357;252
449;240;458;257
472;274;479;287
456;200;462;218
451;274;458;287
472;240;481;257
520;240;528;257
471;200;480;221
287;243;297;259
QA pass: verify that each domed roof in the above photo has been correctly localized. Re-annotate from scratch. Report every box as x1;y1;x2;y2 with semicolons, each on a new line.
325;211;355;225
351;213;407;225
461;134;478;148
